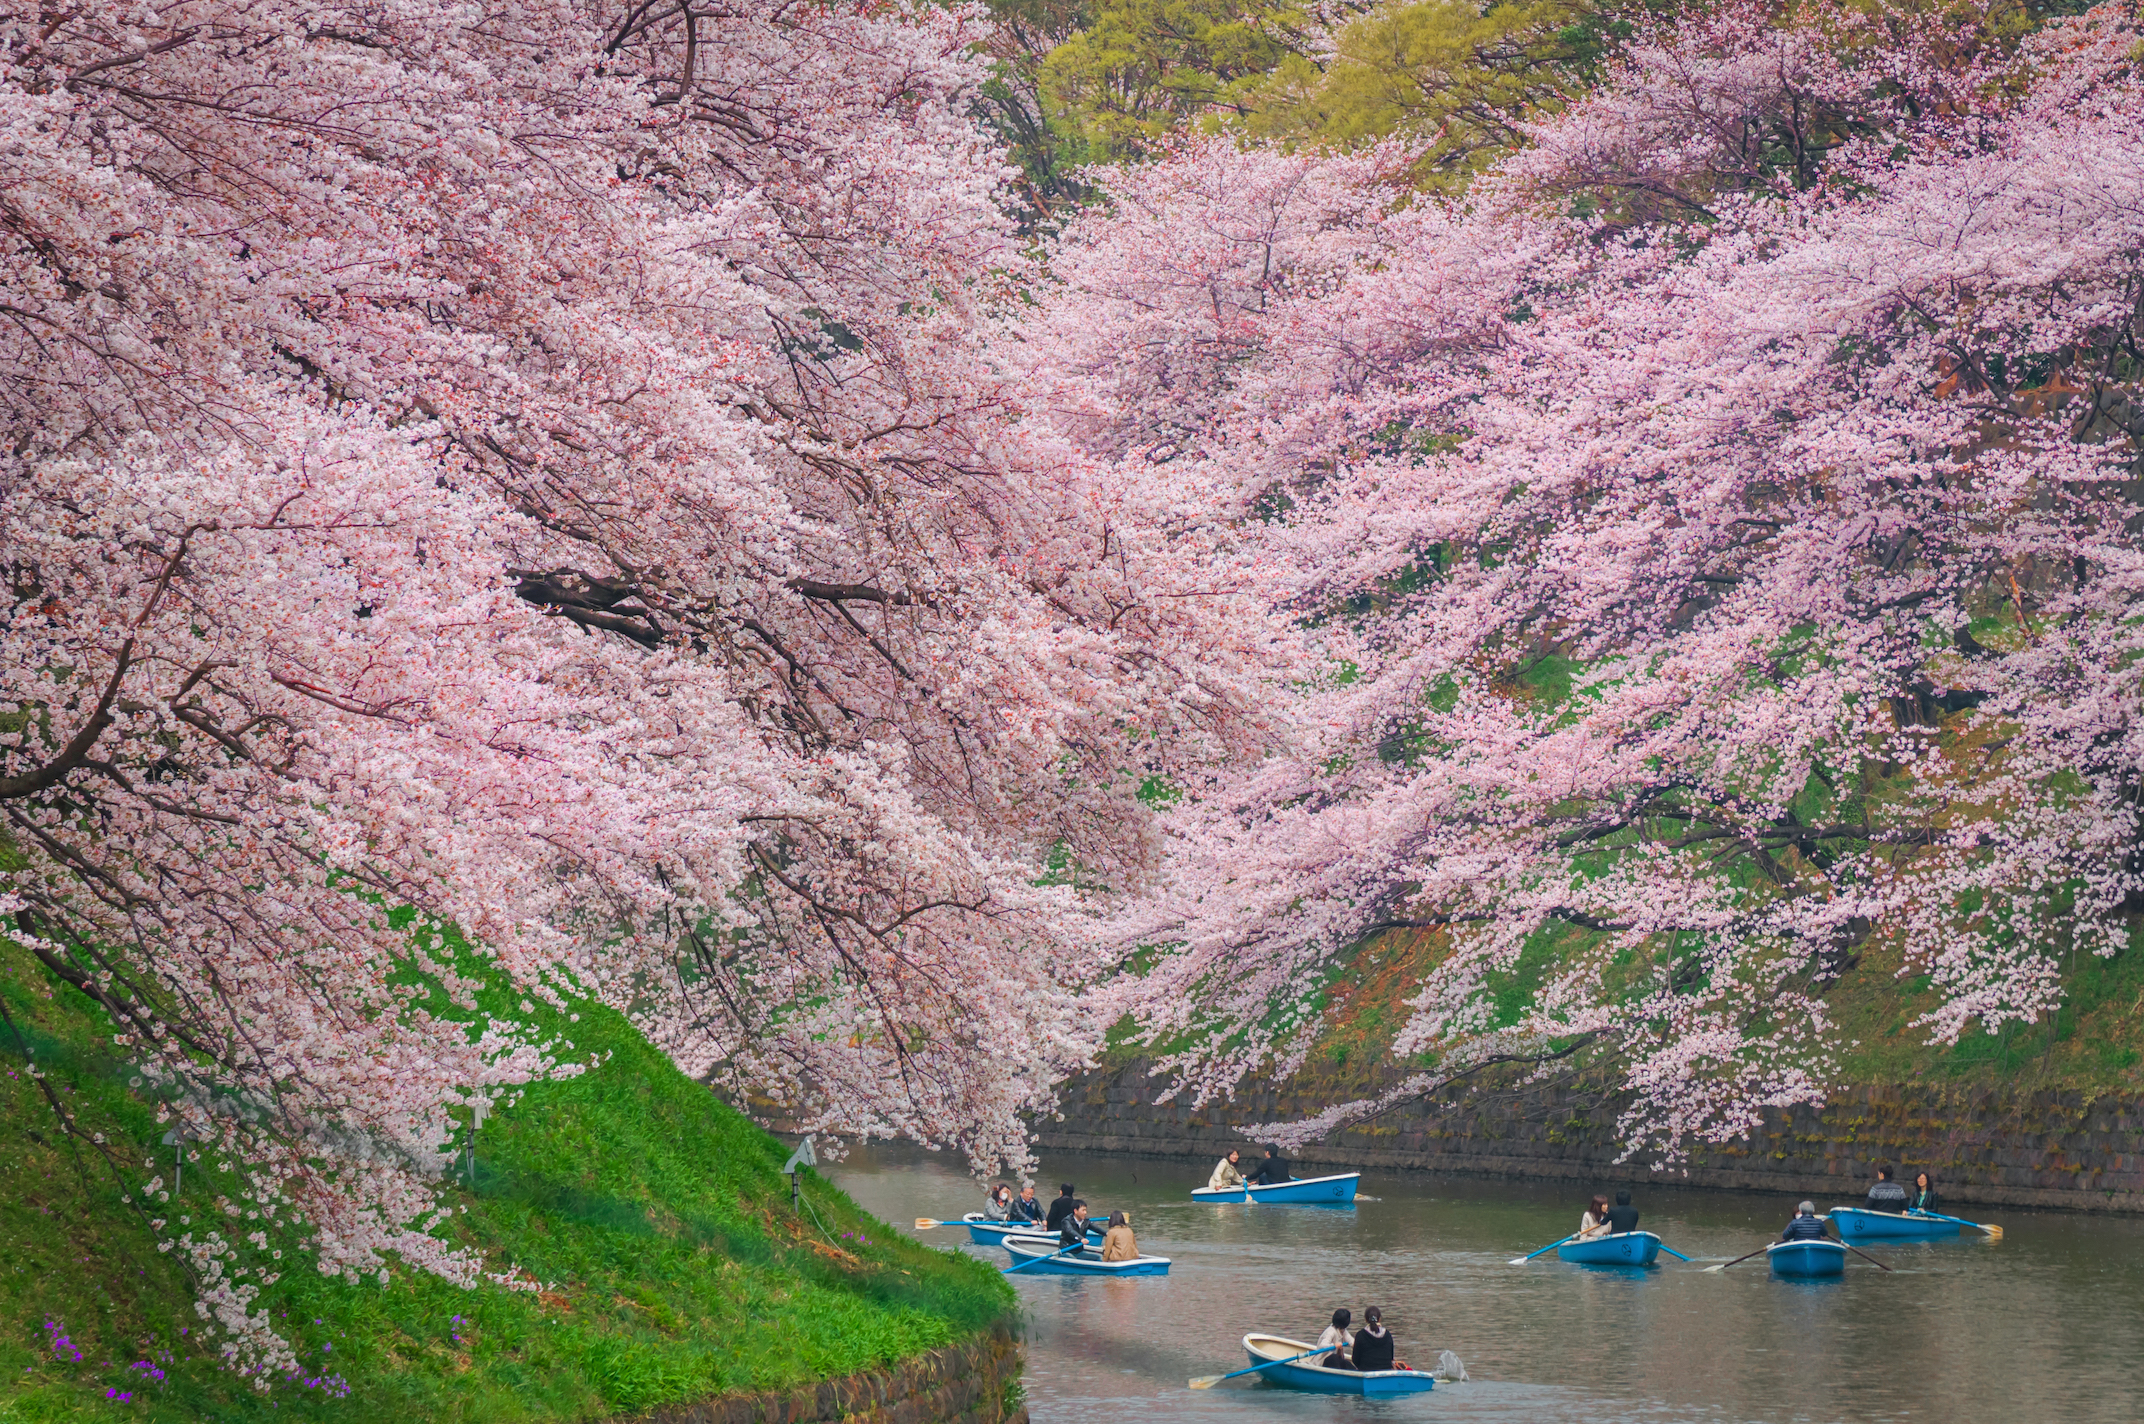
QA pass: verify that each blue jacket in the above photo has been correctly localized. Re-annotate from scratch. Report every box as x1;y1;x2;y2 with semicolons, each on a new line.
1780;1214;1829;1241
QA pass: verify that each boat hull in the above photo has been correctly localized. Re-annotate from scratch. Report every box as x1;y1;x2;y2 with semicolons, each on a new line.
1001;1233;1169;1276
1192;1171;1361;1205
1240;1334;1434;1397
1556;1231;1662;1266
1829;1207;1963;1242
1768;1240;1848;1277
963;1213;1101;1247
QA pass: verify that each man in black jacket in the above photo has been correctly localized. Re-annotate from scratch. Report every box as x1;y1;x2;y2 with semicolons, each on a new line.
1252;1147;1292;1185
1864;1165;1910;1213
1043;1183;1077;1233
1056;1202;1091;1256
1603;1189;1641;1234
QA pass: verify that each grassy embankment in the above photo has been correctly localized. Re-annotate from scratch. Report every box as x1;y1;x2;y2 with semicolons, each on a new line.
0;928;1014;1424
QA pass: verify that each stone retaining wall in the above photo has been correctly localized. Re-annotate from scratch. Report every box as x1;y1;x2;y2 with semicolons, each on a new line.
629;1322;1025;1424
1039;1060;2144;1213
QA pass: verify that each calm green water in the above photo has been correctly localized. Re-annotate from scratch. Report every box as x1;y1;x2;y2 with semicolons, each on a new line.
828;1144;2144;1424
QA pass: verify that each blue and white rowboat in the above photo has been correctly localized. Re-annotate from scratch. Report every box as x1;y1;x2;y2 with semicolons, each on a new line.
1192;1171;1361;1205
1768;1239;1848;1278
1556;1230;1663;1266
1239;1334;1435;1396
1001;1232;1170;1276
1828;1207;1963;1242
962;1212;1102;1247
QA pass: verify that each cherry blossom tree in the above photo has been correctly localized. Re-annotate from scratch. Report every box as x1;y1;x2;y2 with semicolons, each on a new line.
1041;2;2144;1163
0;0;1281;1373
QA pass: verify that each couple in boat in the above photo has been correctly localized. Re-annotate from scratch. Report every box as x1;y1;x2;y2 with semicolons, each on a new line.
1207;1147;1292;1191
1312;1306;1402;1372
1575;1189;1641;1239
1039;1190;1143;1262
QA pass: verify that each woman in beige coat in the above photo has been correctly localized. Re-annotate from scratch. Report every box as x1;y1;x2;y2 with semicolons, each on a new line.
1099;1211;1140;1262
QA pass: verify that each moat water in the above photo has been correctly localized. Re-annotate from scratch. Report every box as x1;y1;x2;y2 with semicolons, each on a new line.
829;1144;2144;1424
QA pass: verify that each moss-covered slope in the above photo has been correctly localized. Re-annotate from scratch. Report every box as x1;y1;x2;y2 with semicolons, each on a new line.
0;942;1012;1424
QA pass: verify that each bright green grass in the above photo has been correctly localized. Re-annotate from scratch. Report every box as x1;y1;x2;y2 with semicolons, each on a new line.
0;940;1012;1424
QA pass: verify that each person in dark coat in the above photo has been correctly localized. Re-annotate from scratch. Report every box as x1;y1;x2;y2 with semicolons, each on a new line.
1252;1147;1293;1185
1604;1189;1640;1234
1865;1165;1910;1212
1908;1170;1941;1215
1043;1183;1078;1233
1056;1201;1090;1255
1010;1184;1045;1223
1351;1306;1397;1372
1780;1201;1831;1241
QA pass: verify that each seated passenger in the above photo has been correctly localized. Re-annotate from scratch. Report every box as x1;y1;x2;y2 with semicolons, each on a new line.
1252;1146;1293;1186
1099;1211;1139;1262
1780;1201;1831;1241
1908;1170;1941;1216
1865;1165;1910;1213
1577;1194;1610;1239
1208;1149;1248;1192
1604;1189;1640;1235
1009;1184;1045;1223
1351;1306;1397;1372
1315;1308;1353;1369
981;1184;1012;1221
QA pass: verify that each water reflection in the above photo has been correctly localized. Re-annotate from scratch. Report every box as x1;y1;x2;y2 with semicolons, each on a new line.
828;1143;2144;1423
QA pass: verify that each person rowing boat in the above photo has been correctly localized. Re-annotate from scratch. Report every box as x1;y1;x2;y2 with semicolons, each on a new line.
1057;1201;1092;1257
1780;1201;1833;1241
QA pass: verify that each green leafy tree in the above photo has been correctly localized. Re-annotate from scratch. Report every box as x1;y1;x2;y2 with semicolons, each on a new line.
1243;1;1627;187
1037;0;1340;159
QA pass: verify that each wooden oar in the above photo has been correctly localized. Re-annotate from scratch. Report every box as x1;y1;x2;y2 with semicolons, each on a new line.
1704;1242;1774;1272
1189;1348;1324;1390
1910;1208;2003;1239
1509;1233;1579;1265
1843;1242;1893;1271
1002;1240;1086;1275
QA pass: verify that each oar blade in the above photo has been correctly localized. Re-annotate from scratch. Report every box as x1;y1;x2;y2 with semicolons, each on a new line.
914;1217;941;1230
1187;1376;1223;1390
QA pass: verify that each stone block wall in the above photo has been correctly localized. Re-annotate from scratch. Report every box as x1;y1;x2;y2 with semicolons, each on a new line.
1038;1060;2144;1213
628;1322;1025;1424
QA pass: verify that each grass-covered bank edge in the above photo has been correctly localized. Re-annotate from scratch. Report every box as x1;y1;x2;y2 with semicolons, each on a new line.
0;935;1015;1424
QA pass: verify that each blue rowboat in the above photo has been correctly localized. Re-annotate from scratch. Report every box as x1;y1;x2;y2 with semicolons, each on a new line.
1192;1171;1361;1205
1556;1230;1663;1266
1240;1334;1435;1396
1768;1240;1847;1278
963;1213;1102;1247
1001;1232;1170;1276
1829;1207;1963;1242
